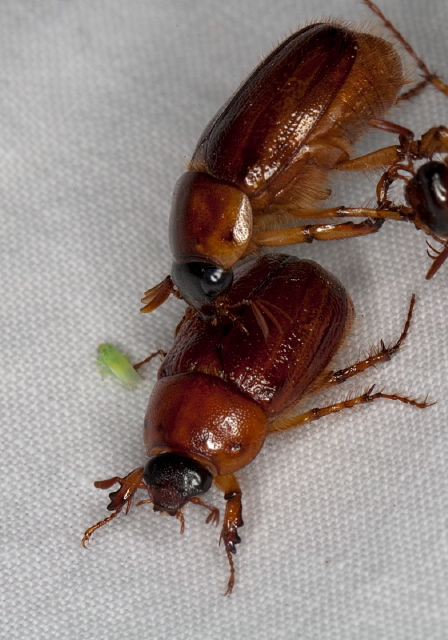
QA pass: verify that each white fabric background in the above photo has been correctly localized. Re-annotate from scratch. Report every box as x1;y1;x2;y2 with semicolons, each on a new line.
1;1;447;638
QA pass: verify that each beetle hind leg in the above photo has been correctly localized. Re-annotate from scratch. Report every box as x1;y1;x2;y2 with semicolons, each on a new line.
269;295;433;434
269;385;433;434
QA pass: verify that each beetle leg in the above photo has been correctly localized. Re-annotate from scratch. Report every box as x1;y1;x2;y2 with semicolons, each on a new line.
133;349;166;371
337;117;418;173
410;126;448;159
426;240;448;280
82;467;146;547
254;218;384;247
282;204;407;221
335;145;401;172
315;295;416;390
140;275;176;313
213;474;243;596
334;123;447;173
189;497;220;525
269;385;433;434
364;0;448;99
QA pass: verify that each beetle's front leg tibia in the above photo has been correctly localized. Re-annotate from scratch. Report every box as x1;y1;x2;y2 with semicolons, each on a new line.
82;467;146;547
214;474;243;596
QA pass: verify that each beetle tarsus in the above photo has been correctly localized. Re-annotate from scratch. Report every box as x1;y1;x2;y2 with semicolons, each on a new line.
82;468;146;546
189;496;220;525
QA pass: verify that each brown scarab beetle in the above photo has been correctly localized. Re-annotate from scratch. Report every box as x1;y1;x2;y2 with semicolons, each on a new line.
371;122;448;279
140;1;448;319
84;254;431;594
288;2;448;280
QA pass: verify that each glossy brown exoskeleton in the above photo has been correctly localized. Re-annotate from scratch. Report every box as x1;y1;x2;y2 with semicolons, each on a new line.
140;19;404;319
362;1;448;278
84;254;431;594
308;2;448;279
140;2;448;319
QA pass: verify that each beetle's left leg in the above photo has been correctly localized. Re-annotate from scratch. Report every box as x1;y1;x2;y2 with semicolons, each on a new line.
336;119;418;174
426;241;448;280
269;385;432;434
214;473;243;595
254;197;415;247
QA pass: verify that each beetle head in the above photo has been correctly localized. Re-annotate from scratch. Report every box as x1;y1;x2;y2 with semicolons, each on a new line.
171;260;233;319
143;452;214;515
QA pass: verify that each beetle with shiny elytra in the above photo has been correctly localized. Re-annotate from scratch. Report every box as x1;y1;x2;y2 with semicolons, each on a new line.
140;1;448;320
84;254;431;594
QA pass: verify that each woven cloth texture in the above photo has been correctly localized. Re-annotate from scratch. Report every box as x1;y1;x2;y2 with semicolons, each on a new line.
1;1;447;638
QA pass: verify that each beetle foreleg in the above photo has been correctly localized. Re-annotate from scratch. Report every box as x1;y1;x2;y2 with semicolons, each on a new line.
315;295;416;390
141;275;176;313
214;474;243;596
133;349;166;371
426;240;448;279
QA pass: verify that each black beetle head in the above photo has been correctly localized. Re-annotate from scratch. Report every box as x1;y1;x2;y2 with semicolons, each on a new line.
171;261;233;319
143;453;213;515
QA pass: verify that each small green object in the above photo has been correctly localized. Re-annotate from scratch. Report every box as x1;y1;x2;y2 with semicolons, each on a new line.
96;343;142;388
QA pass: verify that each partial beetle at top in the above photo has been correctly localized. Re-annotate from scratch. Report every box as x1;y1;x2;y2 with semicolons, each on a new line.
141;0;448;320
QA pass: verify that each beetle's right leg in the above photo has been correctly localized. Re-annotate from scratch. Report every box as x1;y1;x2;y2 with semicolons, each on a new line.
364;0;448;100
214;473;243;596
82;467;146;547
141;275;177;313
313;295;416;392
133;349;166;371
269;293;432;435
